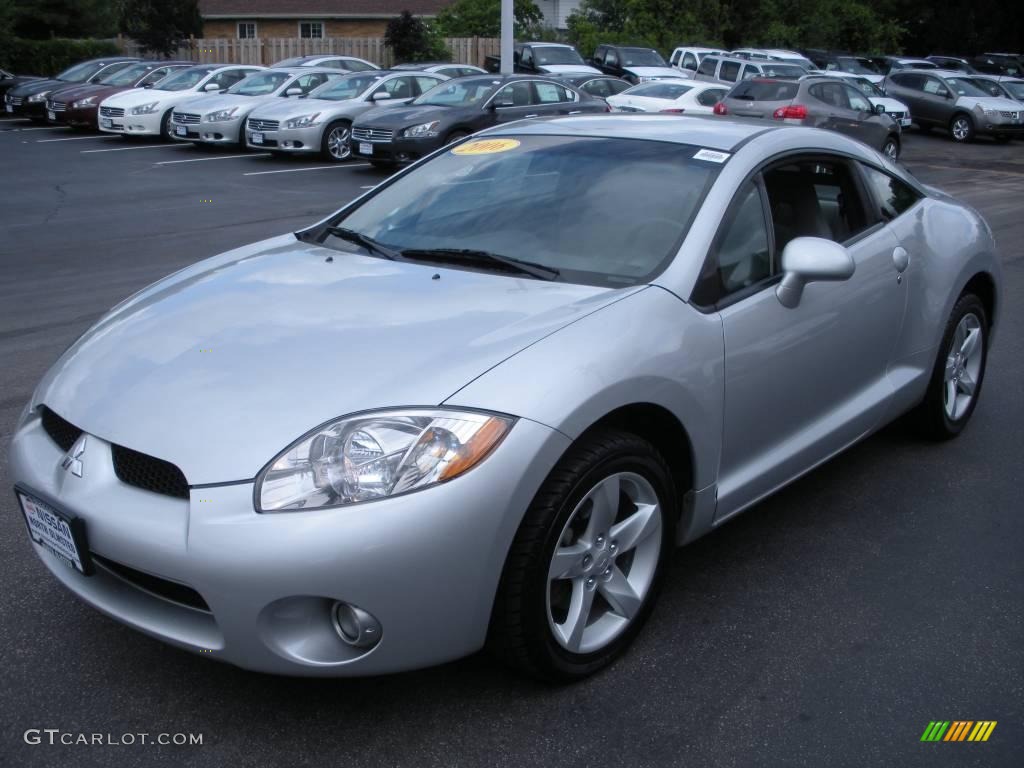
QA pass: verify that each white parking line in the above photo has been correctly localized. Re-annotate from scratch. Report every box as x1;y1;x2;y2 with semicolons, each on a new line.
81;143;182;153
37;135;120;143
243;163;371;176
156;153;271;165
9;126;66;132
0;118;27;122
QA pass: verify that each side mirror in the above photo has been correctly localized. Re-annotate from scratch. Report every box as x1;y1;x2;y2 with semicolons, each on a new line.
203;82;221;91
371;91;391;101
775;237;856;308
142;83;153;89
874;103;886;114
285;87;303;96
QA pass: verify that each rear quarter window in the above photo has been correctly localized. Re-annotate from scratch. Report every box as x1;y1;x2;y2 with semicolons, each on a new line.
730;81;799;101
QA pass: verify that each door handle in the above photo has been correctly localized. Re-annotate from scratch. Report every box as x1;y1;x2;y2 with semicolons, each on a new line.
892;246;909;273
525;114;539;118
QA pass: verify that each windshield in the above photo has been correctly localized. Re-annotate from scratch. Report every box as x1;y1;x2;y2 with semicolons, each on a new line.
1001;80;1024;99
836;57;876;75
334;135;717;286
229;71;291;96
534;47;584;66
154;67;215;91
946;77;994;97
626;82;693;99
57;60;109;82
99;63;150;86
967;78;1009;98
414;78;497;107
620;49;668;67
308;74;381;101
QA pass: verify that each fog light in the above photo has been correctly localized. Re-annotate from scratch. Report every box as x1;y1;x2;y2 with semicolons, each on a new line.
331;601;381;648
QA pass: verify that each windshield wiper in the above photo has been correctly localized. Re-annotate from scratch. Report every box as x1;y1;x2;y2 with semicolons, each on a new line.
399;248;560;280
321;226;400;260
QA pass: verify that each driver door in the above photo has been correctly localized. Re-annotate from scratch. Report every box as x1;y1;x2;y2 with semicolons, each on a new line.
489;81;540;124
706;154;907;519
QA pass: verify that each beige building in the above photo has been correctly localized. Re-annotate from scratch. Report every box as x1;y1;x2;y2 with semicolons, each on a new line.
199;0;455;39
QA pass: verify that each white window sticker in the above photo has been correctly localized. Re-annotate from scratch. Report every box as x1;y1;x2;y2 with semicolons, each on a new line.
694;148;730;163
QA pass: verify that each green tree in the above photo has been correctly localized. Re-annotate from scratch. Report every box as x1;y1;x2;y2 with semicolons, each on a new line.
120;0;202;56
385;10;449;62
434;0;544;38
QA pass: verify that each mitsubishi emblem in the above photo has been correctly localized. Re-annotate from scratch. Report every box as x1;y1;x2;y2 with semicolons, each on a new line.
61;435;87;478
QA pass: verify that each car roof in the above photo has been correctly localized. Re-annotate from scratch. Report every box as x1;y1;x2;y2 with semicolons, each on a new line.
526;42;574;48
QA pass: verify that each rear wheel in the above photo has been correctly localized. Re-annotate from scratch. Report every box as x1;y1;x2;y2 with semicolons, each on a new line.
488;429;677;681
321;120;352;162
912;293;988;439
949;113;974;143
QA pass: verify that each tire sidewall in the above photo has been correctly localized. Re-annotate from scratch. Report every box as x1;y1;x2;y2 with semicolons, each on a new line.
321;120;351;162
930;294;989;436
523;440;676;678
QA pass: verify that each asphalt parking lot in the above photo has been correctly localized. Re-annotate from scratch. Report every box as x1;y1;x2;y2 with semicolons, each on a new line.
0;122;1021;768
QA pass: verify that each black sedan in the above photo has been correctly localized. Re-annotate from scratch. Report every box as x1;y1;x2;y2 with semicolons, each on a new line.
4;56;138;121
350;74;608;167
0;68;43;100
553;73;633;101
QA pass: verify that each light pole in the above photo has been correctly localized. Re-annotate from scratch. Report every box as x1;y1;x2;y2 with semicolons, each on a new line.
500;0;514;74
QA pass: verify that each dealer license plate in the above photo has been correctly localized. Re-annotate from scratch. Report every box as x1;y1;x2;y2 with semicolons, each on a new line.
359;142;373;155
175;124;187;136
5;104;12;113
17;490;90;574
250;131;263;144
900;118;911;127
47;110;55;121
101;117;112;128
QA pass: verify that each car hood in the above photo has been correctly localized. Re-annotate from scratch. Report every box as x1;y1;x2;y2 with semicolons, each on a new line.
48;83;112;103
248;95;344;120
103;86;202;108
10;78;67;97
956;95;1020;111
538;63;601;74
178;93;272;115
623;66;680;78
34;234;635;484
356;104;449;128
870;97;910;113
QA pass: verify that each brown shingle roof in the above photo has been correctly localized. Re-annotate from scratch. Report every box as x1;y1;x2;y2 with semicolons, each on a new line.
199;0;453;17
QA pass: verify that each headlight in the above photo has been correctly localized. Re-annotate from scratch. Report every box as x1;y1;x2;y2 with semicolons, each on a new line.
256;409;514;512
130;101;160;115
402;120;441;138
205;107;239;122
72;96;96;108
284;112;320;129
28;91;50;103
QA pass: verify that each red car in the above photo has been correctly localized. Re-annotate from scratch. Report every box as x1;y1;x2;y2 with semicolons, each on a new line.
46;60;194;129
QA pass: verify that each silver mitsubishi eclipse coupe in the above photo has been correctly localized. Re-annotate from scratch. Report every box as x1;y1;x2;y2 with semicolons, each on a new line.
10;116;1001;681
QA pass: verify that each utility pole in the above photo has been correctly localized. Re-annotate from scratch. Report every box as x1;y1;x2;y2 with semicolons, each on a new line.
500;0;514;74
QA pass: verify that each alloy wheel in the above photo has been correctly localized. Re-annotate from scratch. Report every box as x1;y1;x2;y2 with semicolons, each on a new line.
328;125;351;160
951;117;971;141
546;472;662;654
943;312;983;420
883;139;898;160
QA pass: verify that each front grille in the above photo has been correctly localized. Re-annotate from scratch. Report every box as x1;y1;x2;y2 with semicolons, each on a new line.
40;406;82;452
247;117;279;132
888;111;906;121
100;106;124;118
47;100;67;112
1000;110;1019;119
111;444;190;499
8;96;23;106
173;111;200;125
93;554;210;612
352;126;394;142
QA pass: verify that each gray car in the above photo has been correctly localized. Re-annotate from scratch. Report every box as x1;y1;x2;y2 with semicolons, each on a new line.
10;116;1001;681
717;76;902;159
883;69;1024;142
245;70;447;160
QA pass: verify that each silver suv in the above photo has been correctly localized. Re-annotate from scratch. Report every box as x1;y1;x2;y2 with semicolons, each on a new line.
883;69;1023;142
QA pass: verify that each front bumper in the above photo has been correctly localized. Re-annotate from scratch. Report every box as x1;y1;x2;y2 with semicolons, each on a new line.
173;118;244;145
5;97;46;119
977;116;1024;135
351;134;439;164
98;109;162;136
244;123;322;153
9;407;569;676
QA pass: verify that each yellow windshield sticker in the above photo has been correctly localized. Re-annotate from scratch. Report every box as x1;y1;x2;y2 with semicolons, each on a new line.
452;138;521;155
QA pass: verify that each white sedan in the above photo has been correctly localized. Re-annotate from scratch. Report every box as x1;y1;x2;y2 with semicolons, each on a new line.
97;64;263;139
608;80;729;114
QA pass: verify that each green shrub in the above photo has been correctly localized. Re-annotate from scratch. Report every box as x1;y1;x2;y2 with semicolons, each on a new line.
0;38;121;76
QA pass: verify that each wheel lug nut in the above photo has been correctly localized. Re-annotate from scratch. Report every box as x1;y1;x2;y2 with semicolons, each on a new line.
609;542;617;553
582;555;592;567
586;577;595;588
595;535;605;548
603;566;612;576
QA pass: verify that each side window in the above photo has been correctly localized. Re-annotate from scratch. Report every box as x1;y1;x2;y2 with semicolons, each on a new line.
683;53;699;71
697;88;725;106
741;64;759;80
296;73;328;93
607;50;620;68
536;82;574;103
844;85;872;112
719;61;740;82
670;50;681;66
922;77;947;96
494;81;534;107
593;46;606;65
861;165;922;220
208;70;246;89
763;159;870;250
697;56;718;77
521;47;534;66
607;78;631;94
710;182;772;298
377;76;415;99
413;76;441;95
583;79;610;98
140;67;170;86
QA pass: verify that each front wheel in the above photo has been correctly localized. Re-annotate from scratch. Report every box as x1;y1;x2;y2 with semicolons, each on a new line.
160;109;174;140
321;120;352;162
488;429;677;681
912;293;988;439
881;135;900;161
949;113;974;143
445;130;470;145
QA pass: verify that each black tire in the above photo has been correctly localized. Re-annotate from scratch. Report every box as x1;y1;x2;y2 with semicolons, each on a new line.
488;429;677;682
912;293;989;440
881;135;900;161
949;112;975;143
445;130;470;145
159;108;174;140
321;119;352;162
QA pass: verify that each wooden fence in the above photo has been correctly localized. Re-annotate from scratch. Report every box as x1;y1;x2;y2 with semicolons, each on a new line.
115;37;500;68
